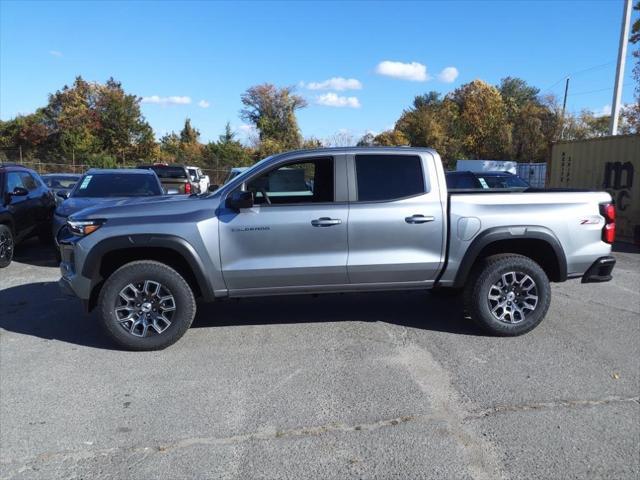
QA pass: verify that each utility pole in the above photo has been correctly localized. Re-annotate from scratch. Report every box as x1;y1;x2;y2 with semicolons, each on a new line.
18;145;22;163
561;77;570;119
560;77;570;139
609;0;632;136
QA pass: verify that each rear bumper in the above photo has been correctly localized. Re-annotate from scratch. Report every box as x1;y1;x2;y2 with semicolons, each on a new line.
581;256;616;283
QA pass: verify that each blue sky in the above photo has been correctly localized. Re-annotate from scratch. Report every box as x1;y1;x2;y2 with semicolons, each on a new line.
1;0;638;143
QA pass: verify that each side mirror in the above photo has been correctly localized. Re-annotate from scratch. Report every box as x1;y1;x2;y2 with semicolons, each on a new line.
208;184;219;192
166;188;179;195
11;187;28;197
226;190;253;211
56;190;69;200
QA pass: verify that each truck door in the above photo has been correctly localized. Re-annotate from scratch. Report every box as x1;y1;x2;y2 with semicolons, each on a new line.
346;152;445;284
218;155;349;292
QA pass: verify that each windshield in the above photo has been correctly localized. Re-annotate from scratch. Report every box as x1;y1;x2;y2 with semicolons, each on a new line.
476;174;529;188
72;173;163;197
43;175;80;189
146;166;187;179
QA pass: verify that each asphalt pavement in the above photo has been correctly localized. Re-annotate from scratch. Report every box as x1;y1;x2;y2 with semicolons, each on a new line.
1;239;638;479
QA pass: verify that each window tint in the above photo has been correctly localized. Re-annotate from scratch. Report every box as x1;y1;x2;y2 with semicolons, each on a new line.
20;172;38;191
6;172;26;192
247;157;334;205
355;154;424;201
72;173;163;198
446;172;479;189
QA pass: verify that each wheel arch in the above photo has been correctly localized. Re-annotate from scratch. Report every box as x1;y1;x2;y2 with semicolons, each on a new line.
453;226;567;288
83;234;215;311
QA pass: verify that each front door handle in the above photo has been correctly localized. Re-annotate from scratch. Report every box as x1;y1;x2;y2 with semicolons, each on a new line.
405;214;435;224
311;217;342;227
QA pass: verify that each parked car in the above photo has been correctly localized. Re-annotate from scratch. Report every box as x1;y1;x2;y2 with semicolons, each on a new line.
52;168;164;249
186;166;210;193
58;147;616;350
0;163;56;268
446;170;530;191
42;173;81;205
137;164;199;194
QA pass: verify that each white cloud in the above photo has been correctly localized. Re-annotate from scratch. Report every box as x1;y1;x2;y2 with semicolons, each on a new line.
197;99;210;108
49;50;63;57
141;95;192;106
316;93;361;108
304;77;362;91
375;61;428;81
238;124;256;133
437;66;459;83
596;104;612;117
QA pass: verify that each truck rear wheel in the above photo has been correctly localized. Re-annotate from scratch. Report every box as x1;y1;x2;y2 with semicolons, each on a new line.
98;260;196;350
464;254;551;336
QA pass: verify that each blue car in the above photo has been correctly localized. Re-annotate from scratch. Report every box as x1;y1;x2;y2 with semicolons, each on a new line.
52;168;164;248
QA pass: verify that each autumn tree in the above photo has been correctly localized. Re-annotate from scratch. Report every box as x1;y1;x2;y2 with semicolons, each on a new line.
240;84;307;154
450;80;512;159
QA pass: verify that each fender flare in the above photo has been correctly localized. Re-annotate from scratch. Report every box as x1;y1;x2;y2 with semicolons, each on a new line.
82;234;215;301
452;226;568;288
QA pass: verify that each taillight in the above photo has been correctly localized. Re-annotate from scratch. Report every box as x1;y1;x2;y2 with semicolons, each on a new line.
600;203;616;244
185;183;192;194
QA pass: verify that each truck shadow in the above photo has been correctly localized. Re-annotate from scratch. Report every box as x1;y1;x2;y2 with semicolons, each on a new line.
0;282;481;350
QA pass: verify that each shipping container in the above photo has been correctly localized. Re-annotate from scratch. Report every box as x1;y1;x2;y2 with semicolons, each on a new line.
549;134;639;244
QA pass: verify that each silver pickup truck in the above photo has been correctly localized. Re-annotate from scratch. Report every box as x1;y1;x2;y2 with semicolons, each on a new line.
58;147;616;350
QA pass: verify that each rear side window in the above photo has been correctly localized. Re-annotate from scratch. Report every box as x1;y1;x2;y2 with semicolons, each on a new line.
355;154;425;202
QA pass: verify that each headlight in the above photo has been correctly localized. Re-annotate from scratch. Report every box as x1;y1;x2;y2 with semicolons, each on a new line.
67;219;105;236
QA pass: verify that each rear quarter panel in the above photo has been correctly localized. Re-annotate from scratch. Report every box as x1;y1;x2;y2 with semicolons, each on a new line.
439;191;613;284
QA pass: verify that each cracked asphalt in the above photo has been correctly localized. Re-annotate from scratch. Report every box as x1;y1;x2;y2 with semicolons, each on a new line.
1;240;639;479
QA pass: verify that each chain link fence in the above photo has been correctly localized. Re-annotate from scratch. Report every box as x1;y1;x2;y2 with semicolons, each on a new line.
1;154;233;186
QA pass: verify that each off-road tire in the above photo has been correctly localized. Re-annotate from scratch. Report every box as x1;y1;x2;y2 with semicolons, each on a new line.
98;260;196;350
463;254;551;336
0;225;14;268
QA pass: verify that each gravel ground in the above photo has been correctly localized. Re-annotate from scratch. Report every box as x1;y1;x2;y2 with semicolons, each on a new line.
1;239;638;479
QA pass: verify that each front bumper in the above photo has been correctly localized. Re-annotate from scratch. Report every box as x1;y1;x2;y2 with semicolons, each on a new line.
58;236;93;301
581;256;616;283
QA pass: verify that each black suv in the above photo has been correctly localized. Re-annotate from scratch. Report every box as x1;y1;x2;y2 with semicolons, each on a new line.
0;164;56;267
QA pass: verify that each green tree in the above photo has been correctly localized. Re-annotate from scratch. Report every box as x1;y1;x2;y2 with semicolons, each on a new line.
240;84;307;152
180;118;200;144
204;122;253;177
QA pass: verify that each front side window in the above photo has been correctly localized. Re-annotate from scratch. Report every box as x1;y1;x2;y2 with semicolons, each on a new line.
246;157;334;205
6;172;25;192
355;154;425;202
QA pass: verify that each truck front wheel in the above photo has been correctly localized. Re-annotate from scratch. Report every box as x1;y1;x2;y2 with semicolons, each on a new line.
464;254;551;336
98;260;196;350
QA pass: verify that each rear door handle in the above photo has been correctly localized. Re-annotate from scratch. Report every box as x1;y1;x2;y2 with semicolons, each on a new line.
311;217;342;227
405;214;435;224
